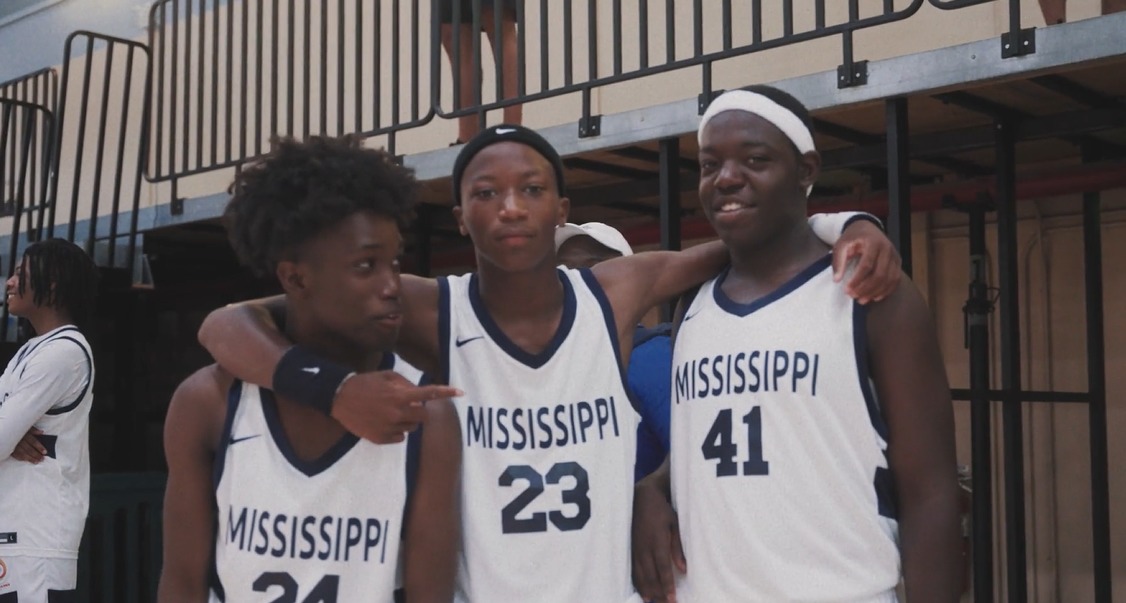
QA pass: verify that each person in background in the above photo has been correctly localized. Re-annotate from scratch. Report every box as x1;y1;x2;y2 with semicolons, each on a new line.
555;222;671;481
438;0;524;144
0;238;99;603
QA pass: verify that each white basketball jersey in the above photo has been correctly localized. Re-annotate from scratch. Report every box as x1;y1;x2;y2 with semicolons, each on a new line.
671;255;900;602
0;325;93;559
209;354;424;603
440;268;642;603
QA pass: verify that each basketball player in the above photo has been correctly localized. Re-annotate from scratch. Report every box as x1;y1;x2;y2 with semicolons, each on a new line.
196;125;901;601
631;87;961;602
157;136;461;603
0;238;99;603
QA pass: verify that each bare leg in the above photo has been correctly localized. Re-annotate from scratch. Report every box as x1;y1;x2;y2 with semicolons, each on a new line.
440;22;481;142
1038;0;1065;23
482;6;523;126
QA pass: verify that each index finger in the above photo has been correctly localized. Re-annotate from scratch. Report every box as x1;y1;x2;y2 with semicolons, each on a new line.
844;243;882;299
400;384;463;403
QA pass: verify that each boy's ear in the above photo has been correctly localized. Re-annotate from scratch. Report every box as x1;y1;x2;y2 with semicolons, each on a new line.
798;150;822;192
557;196;570;228
276;260;306;296
452;205;468;237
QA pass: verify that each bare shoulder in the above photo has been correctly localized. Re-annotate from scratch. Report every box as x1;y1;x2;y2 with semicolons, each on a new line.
166;364;237;453
402;273;441;303
865;274;933;333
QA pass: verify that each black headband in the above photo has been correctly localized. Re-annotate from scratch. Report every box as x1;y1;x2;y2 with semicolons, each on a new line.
451;124;566;204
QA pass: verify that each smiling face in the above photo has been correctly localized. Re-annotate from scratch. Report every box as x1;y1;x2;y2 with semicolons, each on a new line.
452;141;569;273
281;210;405;354
4;258;34;318
697;110;820;251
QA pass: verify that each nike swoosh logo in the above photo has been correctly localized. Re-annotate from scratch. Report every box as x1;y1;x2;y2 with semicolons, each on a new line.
456;335;484;347
229;434;261;445
301;367;321;375
683;310;700;321
494;127;517;135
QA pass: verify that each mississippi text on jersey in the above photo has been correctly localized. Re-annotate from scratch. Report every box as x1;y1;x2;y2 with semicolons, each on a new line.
440;268;642;603
209;355;423;603
671;256;900;602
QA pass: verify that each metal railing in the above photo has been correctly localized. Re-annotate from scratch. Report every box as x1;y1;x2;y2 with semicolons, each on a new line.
146;0;436;184
51;31;152;274
78;472;166;603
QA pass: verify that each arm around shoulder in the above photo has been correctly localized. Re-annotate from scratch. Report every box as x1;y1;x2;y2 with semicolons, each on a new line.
866;278;961;602
197;295;290;390
402;398;461;603
158;365;231;603
593;240;729;335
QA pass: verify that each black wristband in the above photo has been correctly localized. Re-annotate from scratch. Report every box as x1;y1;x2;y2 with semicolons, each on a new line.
272;345;355;415
842;212;883;232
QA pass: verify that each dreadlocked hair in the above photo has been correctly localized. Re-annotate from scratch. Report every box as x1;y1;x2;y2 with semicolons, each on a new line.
224;135;418;277
18;239;100;329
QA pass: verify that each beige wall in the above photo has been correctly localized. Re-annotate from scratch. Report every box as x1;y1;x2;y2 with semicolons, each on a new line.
923;191;1126;601
3;0;1114;227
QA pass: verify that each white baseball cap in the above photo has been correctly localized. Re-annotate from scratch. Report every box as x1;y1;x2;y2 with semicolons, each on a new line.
554;222;634;257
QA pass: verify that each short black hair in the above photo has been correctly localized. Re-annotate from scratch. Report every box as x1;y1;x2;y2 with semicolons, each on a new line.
224;135;418;277
743;84;815;138
18;238;99;329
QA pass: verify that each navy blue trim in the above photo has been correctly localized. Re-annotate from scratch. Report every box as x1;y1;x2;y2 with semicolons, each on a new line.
210;569;226;602
212;380;243;489
378;352;395;372
437;277;452;385
579;268;640;413
853;302;890;441
468;270;576;369
38;434;57;459
875;463;899;519
14;325;79;366
401;425;423;536
47;590;77;603
261;388;360;477
712;254;832;317
843;212;883;233
0;592;18;602
43;336;92;415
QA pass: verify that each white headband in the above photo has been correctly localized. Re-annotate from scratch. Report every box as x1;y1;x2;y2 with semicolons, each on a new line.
697;90;817;195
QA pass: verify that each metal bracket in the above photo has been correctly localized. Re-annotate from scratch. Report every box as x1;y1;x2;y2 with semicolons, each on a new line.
171;196;184;215
836;60;869;89
578;114;602;138
698;90;725;115
1001;27;1036;58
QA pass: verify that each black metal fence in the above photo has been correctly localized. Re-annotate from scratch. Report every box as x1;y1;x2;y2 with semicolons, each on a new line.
0;1;1116;601
77;472;166;603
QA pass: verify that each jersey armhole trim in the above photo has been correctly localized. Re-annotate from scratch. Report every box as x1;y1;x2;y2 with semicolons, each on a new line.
212;380;243;489
42;335;93;415
579;268;640;414
437;277;451;385
853;302;890;441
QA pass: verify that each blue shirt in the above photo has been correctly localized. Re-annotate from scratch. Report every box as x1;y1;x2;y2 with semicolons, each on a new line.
628;324;672;480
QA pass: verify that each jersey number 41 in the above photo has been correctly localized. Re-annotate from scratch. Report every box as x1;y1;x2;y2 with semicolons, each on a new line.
702;407;770;477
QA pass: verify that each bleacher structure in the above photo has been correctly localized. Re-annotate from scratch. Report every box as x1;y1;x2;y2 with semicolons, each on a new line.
0;0;1122;600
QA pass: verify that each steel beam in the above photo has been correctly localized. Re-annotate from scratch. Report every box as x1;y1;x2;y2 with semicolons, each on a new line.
885;97;912;275
995;119;1028;602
